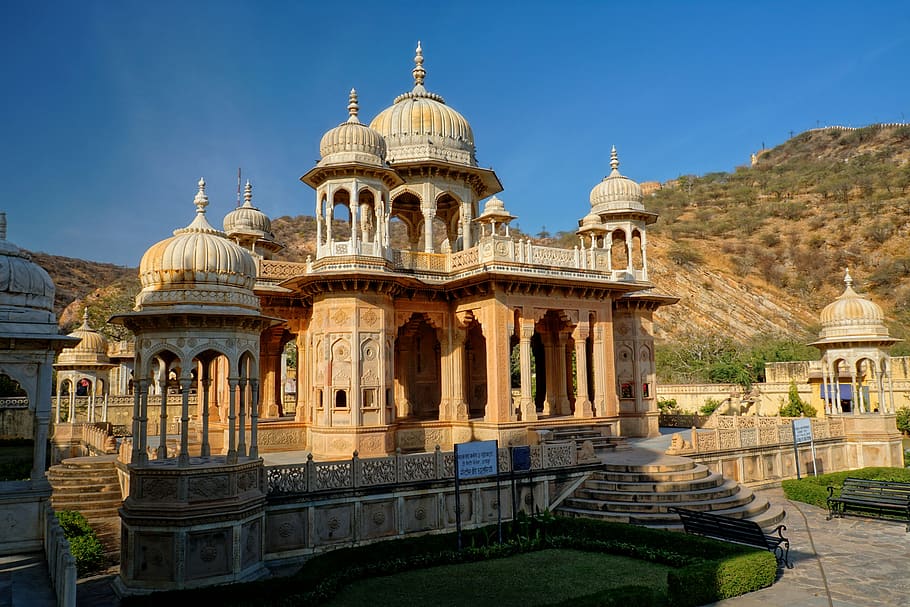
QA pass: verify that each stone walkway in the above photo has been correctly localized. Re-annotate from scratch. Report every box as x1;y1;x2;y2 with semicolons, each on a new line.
0;554;57;607
712;487;910;607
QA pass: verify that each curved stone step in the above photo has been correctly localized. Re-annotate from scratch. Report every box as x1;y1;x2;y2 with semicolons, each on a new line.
576;477;742;504
584;471;727;494
595;465;711;484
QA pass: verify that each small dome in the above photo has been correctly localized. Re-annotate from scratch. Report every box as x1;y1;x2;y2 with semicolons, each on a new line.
579;211;605;231
57;309;111;366
319;89;387;166
369;42;476;167
0;212;57;331
817;270;890;341
136;179;259;312
477;195;515;223
589;146;644;214
224;181;275;239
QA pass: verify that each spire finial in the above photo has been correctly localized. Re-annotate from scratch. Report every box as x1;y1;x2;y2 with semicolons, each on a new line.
610;145;619;173
244;180;253;206
412;41;426;87
0;212;6;241
844;267;853;288
347;88;360;123
81;308;90;328
194;177;208;214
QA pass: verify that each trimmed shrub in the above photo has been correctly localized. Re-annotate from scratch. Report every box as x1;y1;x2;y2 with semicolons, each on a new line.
667;552;776;607
783;467;910;508
57;511;104;576
700;398;722;416
896;407;910;435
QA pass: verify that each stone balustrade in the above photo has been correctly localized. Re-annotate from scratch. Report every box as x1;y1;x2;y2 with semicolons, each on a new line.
667;416;845;455
44;509;77;607
266;442;577;496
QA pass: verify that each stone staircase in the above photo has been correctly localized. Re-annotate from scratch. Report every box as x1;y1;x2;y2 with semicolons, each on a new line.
556;454;785;530
540;424;628;452
48;454;123;550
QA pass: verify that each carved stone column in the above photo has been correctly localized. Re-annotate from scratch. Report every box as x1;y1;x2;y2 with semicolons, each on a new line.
227;377;238;463
422;206;435;253
448;318;469;421
573;323;593;418
519;319;537;421
482;301;514;423
179;377;192;466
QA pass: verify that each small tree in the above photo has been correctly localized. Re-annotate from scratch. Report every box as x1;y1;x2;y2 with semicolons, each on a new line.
896;407;910;435
700;398;722;416
779;381;816;417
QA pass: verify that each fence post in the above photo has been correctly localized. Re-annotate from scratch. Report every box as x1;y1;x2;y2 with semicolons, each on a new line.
435;445;442;479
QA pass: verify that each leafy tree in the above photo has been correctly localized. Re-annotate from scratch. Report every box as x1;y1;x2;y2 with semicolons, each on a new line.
779;381;816;417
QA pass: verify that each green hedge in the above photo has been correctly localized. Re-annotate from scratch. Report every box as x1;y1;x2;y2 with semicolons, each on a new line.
123;515;776;607
57;511;105;576
782;467;910;509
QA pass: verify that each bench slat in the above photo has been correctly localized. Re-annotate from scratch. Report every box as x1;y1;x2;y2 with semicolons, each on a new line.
670;507;791;568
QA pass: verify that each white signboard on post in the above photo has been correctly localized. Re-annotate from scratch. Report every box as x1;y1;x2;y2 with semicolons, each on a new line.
792;418;813;444
791;418;817;477
455;440;499;479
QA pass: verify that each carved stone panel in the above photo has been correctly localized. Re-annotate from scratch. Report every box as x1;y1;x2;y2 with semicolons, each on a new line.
480;487;512;522
241;519;262;569
266;511;308;553
314;504;353;544
360;500;397;539
403;495;437;533
186;529;232;580
444;491;473;527
134;532;175;581
188;474;229;502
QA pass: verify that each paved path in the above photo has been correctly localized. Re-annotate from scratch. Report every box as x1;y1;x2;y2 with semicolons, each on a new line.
0;554;57;607
713;487;910;607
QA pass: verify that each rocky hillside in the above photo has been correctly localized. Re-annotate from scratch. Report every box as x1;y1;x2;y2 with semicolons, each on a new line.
30;124;910;349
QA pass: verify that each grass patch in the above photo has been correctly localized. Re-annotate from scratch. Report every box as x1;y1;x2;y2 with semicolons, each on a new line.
324;549;669;607
782;467;910;509
123;515;776;607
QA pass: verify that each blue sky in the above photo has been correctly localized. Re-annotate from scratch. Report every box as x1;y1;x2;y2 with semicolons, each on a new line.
4;0;909;266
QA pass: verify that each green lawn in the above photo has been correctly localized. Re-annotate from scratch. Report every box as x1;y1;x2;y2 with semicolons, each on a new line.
323;549;670;607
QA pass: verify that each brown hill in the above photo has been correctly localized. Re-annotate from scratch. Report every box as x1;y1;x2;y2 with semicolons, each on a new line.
29;124;910;350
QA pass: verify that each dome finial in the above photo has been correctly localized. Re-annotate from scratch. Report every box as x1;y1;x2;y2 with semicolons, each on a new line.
194;177;208;214
347;88;360;123
610;145;620;173
244;180;253;207
844;267;853;288
412;41;426;87
81;307;90;328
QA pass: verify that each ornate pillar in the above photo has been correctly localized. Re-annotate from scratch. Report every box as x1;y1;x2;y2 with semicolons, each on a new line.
422;206;435;253
448;319;468;421
519;319;537;421
640;231;648;279
156;365;168;460
259;328;284;418
462;201;473;249
351;182;359;250
31;357;53;481
138;379;150;465
573;323;593;418
481;301;513;423
178;377;192;466
237;376;248;458
227;377;238;463
250;378;260;459
200;373;212;457
131;378;143;463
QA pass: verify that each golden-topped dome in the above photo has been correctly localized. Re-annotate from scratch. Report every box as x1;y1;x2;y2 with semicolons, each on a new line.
319;89;387;166
816;270;891;342
57;309;111;366
589;146;644;214
224;181;275;239
369;42;476;167
136;179;259;312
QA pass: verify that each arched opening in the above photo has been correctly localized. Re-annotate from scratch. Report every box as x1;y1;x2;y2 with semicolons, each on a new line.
391;191;422;251
631;229;644;271
283;341;298;417
465;321;487;419
611;229;629;271
331;189;352;242
394;313;441;420
0;373;32;478
358;189;377;244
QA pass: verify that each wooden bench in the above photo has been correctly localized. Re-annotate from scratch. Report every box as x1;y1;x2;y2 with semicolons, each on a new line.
826;477;910;531
670;507;791;568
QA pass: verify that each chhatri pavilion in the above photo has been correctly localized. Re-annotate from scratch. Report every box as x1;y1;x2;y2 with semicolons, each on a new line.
114;43;676;465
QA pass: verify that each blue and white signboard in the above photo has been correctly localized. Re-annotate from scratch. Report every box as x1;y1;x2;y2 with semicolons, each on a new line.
792;418;813;444
455;440;499;479
791;417;817;477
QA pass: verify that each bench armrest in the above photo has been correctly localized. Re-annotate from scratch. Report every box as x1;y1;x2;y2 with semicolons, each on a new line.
827;485;836;498
768;524;787;539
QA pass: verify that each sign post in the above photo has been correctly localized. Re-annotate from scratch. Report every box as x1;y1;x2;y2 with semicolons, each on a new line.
454;440;499;550
510;445;532;519
791;418;816;479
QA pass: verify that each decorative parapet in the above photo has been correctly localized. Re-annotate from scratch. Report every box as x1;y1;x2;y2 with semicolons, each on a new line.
0;396;29;409
666;416;846;455
44;508;77;607
257;236;640;284
266;442;578;496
